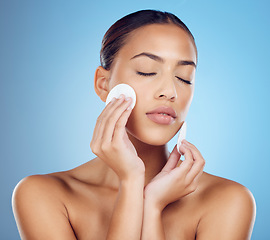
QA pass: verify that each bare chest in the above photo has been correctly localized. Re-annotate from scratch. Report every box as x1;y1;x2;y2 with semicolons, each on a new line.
65;188;199;240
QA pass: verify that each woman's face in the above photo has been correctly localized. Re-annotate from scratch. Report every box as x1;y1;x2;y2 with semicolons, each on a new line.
107;23;197;146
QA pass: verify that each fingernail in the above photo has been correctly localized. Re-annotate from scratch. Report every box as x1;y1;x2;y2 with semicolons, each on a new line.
125;97;131;101
183;142;188;147
118;94;124;99
181;143;187;148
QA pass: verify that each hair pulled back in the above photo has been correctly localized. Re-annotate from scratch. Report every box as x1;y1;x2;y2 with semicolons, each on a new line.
100;9;197;70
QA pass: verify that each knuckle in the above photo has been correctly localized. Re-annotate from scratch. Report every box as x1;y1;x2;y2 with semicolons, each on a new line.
186;148;193;156
115;121;123;129
106;117;114;125
100;142;109;152
197;159;205;167
190;143;197;150
175;174;184;182
189;143;195;147
96;115;102;123
188;184;197;193
90;141;93;150
186;143;194;150
111;141;120;151
188;142;198;151
186;158;194;166
200;158;206;167
181;160;192;171
90;143;97;154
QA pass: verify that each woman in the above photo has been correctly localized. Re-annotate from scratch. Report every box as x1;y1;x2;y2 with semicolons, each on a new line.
12;10;256;240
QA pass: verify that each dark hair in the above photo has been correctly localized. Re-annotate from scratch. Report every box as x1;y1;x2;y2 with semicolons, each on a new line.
100;9;197;70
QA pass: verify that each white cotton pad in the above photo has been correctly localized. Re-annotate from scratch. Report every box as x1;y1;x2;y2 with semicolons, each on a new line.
177;121;187;154
105;83;136;109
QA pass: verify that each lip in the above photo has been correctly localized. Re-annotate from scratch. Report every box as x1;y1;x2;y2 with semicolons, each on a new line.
146;106;177;125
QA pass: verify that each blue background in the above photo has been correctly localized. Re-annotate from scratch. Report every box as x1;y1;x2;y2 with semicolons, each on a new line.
1;0;269;239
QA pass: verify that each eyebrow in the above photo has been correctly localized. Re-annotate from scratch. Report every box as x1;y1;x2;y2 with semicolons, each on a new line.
130;52;196;68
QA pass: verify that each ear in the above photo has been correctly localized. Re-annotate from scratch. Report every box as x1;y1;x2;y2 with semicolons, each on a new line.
94;66;110;102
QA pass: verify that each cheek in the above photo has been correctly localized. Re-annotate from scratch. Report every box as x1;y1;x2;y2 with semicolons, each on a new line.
126;113;180;146
132;81;194;120
124;91;181;145
125;91;194;145
108;62;136;88
176;86;194;119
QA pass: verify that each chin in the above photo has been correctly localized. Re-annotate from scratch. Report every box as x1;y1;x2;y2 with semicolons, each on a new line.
126;125;177;146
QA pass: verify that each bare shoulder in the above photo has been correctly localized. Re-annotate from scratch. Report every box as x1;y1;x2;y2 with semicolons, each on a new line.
12;173;77;239
199;172;256;206
12;160;101;211
12;172;72;224
195;172;256;240
12;158;100;205
12;172;71;207
13;172;69;190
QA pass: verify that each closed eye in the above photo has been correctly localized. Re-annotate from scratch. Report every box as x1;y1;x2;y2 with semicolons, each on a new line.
137;72;192;85
136;71;156;76
176;76;192;85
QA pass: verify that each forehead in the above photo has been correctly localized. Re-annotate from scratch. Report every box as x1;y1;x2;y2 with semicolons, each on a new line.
118;24;197;63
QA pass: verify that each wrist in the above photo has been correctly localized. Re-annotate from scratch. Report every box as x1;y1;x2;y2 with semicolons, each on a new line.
120;173;145;188
119;161;145;183
144;195;164;213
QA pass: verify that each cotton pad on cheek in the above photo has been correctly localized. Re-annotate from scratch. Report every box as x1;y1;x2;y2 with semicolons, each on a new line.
177;121;187;154
105;83;137;109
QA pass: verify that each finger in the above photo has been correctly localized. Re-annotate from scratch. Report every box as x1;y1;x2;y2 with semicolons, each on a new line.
92;96;121;139
99;95;126;126
113;101;133;141
91;96;126;149
95;96;125;142
171;145;194;175
90;116;102;148
185;158;205;183
102;97;132;143
161;145;181;172
191;169;204;185
182;143;205;183
182;140;203;159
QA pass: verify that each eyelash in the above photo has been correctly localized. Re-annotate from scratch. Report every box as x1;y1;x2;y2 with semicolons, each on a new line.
136;72;192;85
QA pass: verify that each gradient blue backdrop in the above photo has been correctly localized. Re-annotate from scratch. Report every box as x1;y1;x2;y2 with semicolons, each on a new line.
1;0;269;239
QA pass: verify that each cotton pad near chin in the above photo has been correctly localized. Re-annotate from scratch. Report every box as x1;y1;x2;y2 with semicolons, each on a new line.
177;121;187;153
105;83;136;109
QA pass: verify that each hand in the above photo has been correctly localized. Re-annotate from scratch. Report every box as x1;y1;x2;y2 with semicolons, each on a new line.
90;95;145;181
144;140;205;211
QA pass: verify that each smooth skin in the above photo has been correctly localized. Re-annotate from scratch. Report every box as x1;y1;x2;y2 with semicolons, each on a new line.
12;24;256;240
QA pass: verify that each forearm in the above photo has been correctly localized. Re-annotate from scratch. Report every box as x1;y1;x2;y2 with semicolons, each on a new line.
106;175;145;240
141;199;166;240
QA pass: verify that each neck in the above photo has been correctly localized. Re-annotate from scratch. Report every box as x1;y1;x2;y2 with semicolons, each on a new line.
93;133;170;190
127;133;169;186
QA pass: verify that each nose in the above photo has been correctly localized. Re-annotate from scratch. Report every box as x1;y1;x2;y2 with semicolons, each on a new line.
155;78;177;101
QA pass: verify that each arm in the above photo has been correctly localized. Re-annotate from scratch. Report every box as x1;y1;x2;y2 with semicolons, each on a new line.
141;198;165;240
90;96;146;239
141;140;205;240
106;176;145;240
12;175;77;240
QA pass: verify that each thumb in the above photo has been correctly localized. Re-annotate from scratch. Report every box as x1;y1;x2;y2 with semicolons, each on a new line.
161;145;181;173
